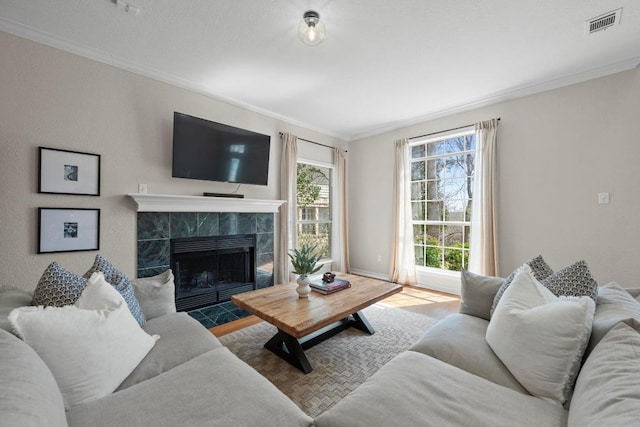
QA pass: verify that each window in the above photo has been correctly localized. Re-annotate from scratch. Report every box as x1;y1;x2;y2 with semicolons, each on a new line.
410;129;476;272
296;162;332;259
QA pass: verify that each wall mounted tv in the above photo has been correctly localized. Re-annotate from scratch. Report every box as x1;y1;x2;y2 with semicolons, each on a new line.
172;112;271;186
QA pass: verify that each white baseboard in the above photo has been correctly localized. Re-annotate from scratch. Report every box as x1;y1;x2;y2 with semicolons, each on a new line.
348;269;390;282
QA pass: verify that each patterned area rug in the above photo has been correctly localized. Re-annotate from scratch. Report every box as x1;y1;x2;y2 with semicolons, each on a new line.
219;303;433;417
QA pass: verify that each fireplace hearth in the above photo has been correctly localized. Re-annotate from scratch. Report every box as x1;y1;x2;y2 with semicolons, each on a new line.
171;235;256;311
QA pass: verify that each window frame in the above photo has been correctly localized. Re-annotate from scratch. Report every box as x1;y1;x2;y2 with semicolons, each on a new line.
296;159;335;263
410;126;475;277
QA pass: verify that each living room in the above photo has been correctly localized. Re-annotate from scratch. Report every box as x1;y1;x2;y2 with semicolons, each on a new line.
1;2;640;426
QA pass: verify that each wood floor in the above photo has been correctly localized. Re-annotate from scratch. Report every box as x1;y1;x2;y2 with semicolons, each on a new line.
210;285;460;338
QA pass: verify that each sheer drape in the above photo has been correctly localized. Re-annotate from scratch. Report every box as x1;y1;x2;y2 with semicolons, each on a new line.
333;147;350;273
275;133;298;284
390;139;417;285
469;119;499;276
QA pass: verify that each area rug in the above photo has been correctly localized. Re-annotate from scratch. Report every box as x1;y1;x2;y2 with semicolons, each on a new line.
219;303;433;417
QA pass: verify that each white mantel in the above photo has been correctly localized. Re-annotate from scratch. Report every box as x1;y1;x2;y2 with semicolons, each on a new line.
127;193;285;213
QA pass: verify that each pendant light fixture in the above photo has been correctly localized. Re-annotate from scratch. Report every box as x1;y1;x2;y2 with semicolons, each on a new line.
298;11;326;46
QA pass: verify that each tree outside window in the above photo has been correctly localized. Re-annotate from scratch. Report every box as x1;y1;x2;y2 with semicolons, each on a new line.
410;132;475;271
296;163;332;259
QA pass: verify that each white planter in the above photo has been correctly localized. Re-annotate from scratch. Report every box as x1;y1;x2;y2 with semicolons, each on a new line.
296;275;311;298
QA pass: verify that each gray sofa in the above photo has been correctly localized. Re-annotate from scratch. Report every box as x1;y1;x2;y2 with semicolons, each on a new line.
0;281;312;427
315;271;640;427
3;266;640;427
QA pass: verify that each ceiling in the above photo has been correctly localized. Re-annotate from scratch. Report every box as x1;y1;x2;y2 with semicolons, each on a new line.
0;0;639;141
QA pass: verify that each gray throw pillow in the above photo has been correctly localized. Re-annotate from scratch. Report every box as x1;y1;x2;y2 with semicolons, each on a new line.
32;262;87;307
84;255;145;326
459;269;504;321
132;270;176;320
490;255;553;316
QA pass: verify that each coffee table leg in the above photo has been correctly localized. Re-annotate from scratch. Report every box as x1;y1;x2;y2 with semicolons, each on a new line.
264;329;313;374
352;310;375;334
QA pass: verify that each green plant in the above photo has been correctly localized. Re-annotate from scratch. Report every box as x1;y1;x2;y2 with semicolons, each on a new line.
288;243;323;276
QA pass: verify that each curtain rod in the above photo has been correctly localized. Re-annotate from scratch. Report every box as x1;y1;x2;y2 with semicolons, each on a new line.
409;118;501;141
278;132;347;152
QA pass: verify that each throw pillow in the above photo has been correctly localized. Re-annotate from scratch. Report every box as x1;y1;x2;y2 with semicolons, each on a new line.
32;262;87;307
585;282;640;357
459;269;504;321
541;260;598;302
486;265;595;405
490;255;553;316
8;272;159;409
84;255;145;326
568;322;640;427
131;269;177;321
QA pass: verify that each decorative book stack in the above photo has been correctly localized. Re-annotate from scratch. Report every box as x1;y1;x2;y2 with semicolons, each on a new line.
310;278;351;294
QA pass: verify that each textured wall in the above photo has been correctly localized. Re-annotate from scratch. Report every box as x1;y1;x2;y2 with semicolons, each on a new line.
0;31;340;290
349;66;640;291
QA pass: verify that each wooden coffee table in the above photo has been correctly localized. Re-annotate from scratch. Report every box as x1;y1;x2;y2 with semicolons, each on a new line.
231;274;402;373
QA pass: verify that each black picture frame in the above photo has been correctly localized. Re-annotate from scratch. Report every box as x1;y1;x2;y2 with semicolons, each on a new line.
38;208;100;254
38;147;101;196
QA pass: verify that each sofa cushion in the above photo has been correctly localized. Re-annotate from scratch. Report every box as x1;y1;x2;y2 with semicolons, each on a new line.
32;261;87;307
459;269;503;320
9;273;158;409
586;282;640;357
491;255;553;315
486;265;594;405
409;313;527;393
314;351;567;427
131;269;176;321
0;286;33;333
84;254;145;325
568;322;640;427
67;347;313;427
117;312;222;391
0;328;68;427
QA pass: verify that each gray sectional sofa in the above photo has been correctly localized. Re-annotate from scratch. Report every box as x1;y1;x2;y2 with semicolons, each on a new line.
0;277;312;427
3;264;640;427
316;270;640;427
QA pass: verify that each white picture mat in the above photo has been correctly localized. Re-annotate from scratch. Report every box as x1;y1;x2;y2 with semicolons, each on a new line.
40;148;100;195
39;209;99;253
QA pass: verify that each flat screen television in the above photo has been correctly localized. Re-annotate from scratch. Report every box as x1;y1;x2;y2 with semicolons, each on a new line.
172;112;271;186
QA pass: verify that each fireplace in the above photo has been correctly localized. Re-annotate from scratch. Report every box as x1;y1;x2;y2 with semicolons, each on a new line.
170;235;256;312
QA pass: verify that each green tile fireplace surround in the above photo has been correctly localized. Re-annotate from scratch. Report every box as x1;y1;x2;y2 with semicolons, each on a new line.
129;194;285;328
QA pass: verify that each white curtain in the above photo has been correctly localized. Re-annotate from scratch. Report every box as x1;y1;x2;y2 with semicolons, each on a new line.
333;147;350;273
390;139;417;285
469;119;499;276
275;133;298;284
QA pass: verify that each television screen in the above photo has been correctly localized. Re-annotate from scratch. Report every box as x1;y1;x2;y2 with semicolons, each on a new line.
172;112;271;186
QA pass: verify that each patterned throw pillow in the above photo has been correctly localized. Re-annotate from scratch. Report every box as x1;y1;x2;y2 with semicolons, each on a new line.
490;255;553;316
84;255;145;326
542;260;598;303
32;262;87;307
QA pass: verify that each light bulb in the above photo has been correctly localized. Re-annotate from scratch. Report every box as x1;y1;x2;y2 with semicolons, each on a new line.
298;10;326;46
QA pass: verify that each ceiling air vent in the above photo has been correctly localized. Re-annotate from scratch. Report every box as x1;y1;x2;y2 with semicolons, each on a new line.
586;8;622;34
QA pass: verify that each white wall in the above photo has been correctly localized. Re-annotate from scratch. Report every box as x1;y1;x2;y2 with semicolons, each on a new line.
0;31;342;290
349;66;640;289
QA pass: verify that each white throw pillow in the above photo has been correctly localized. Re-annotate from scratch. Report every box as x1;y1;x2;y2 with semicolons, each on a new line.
486;265;595;404
8;272;159;409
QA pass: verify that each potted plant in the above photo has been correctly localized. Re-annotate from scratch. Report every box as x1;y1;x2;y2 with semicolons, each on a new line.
288;243;323;298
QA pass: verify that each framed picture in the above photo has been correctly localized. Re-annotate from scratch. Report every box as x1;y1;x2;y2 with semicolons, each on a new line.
38;208;100;254
39;147;101;196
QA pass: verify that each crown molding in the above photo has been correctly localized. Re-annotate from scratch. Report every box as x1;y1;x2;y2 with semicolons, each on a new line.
2;17;638;143
347;56;640;141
